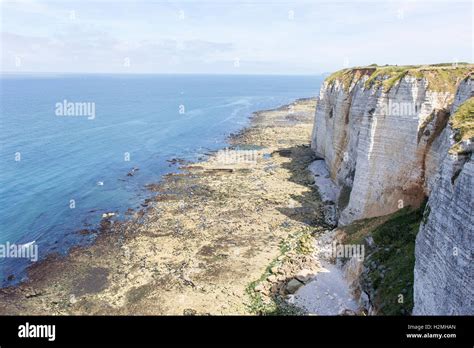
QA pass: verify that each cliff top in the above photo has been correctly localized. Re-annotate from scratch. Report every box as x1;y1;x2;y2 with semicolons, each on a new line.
326;63;473;93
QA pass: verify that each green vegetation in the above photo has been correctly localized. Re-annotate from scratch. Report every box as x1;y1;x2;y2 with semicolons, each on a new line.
450;97;474;152
364;65;415;91
325;69;358;92
362;206;423;315
297;231;315;254
420;67;473;93
342;204;426;315
246;228;314;315
340;215;383;245
325;63;473;94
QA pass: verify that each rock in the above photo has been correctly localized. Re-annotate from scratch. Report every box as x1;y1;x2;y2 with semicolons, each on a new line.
102;212;115;219
275;149;292;156
24;289;42;298
127;167;139;176
339;308;357;316
295;269;316;284
270;266;279;274
267;275;277;283
183;308;197;316
285;279;304;294
271;284;280;294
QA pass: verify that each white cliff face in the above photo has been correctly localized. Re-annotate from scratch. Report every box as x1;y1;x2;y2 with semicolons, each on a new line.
311;67;473;315
312;71;459;225
413;78;473;315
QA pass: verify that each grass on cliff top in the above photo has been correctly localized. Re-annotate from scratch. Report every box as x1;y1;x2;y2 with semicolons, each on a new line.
450;97;474;151
325;63;473;93
342;205;425;315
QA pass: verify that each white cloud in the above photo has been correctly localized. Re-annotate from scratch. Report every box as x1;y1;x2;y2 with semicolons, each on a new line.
1;0;471;74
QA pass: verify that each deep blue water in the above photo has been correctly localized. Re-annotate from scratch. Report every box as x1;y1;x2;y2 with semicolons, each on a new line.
0;73;323;284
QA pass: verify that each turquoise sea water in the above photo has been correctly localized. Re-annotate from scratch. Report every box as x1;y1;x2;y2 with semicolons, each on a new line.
0;73;323;284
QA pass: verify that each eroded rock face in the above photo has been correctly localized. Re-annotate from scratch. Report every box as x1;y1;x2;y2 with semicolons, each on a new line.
311;67;473;315
311;73;454;225
413;78;474;315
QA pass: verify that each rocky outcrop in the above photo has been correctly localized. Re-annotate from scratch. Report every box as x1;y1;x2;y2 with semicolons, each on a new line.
311;66;471;225
310;64;473;315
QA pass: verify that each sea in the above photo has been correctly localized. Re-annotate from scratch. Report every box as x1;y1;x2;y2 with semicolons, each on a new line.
0;73;324;285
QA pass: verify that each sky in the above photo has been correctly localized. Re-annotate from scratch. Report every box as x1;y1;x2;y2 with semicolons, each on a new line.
0;0;472;74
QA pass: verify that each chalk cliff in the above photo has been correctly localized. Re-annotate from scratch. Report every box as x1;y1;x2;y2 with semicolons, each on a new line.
413;77;473;315
310;64;473;314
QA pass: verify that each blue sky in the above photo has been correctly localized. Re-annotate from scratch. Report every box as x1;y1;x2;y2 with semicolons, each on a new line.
0;0;472;74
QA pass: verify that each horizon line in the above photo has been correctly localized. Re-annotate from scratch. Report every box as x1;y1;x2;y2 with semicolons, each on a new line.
0;71;330;77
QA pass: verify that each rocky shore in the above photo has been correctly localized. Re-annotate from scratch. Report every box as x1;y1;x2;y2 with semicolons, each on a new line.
0;97;357;315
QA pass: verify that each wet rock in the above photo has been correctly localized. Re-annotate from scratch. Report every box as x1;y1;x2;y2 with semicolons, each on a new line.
274;149;292;157
168;158;187;166
127;167;139;176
